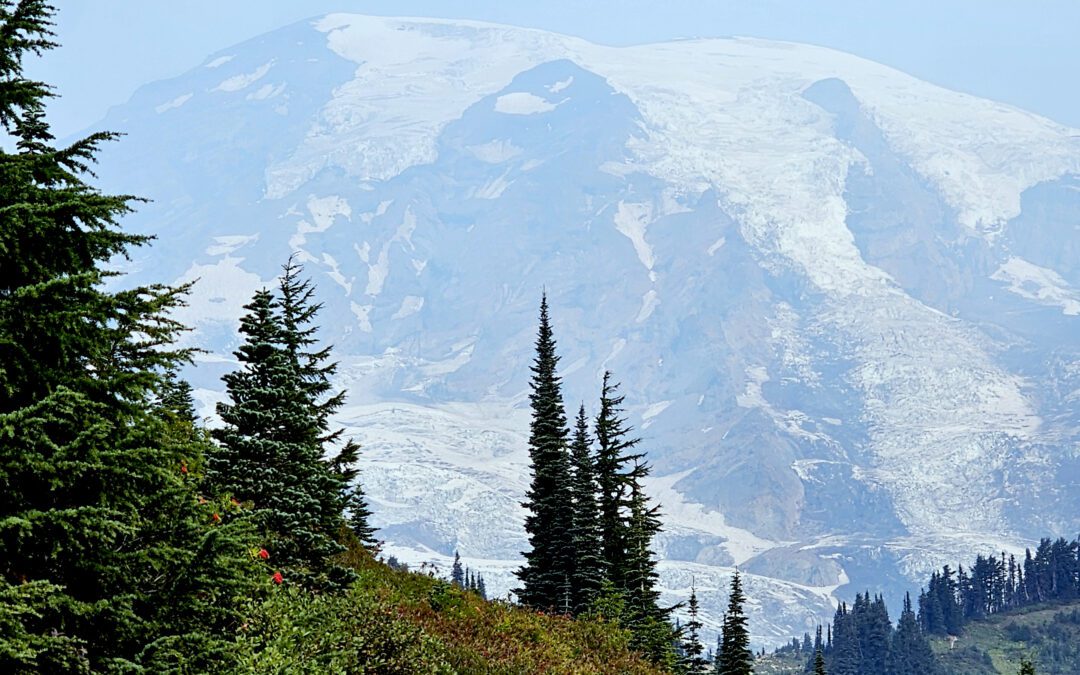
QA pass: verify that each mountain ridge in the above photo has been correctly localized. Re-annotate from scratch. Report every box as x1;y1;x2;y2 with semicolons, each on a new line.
87;14;1080;646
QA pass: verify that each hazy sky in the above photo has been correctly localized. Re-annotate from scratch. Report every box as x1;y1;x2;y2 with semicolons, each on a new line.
28;1;1080;137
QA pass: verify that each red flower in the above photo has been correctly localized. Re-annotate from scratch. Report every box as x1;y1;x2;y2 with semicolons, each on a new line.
180;463;188;475
258;548;270;560
271;571;284;584
211;513;221;523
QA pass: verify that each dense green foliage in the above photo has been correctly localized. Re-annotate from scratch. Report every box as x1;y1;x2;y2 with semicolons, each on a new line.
238;542;665;674
515;293;576;612
930;602;1080;674
718;570;754;674
0;2;258;670
207;259;373;591
919;538;1080;637
516;298;679;667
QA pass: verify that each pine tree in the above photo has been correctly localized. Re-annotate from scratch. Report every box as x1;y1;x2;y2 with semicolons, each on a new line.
594;371;647;588
451;551;465;588
477;574;488;600
718;570;754;674
0;3;257;670
622;463;676;663
1019;659;1036;675
568;403;605;614
278;257;376;548
889;593;938;675
515;293;575;612
682;582;709;672
813;648;827;675
208;287;352;590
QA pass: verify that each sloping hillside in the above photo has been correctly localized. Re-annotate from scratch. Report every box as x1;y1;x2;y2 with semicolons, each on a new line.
931;602;1080;675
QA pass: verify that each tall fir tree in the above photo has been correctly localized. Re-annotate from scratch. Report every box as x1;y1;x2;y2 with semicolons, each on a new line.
514;293;575;612
889;592;938;675
718;570;754;675
593;371;647;588
681;582;709;672
277;258;376;548
622;463;677;664
207;287;352;590
451;551;465;588
813;648;828;675
0;2;257;670
568;403;605;614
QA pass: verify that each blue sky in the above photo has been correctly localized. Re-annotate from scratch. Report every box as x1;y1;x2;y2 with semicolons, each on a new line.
28;1;1080;137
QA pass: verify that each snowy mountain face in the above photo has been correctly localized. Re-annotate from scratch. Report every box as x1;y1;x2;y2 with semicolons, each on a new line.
92;15;1080;646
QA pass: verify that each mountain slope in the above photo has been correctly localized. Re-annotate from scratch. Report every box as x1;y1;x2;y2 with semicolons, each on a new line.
89;14;1080;645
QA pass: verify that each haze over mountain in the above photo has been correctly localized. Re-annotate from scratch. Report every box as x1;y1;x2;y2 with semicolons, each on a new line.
88;14;1080;645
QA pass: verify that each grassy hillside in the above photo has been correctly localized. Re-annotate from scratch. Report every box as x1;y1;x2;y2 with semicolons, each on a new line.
233;541;664;674
931;602;1080;675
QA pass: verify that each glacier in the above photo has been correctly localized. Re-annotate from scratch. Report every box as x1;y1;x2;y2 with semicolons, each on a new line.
84;14;1080;647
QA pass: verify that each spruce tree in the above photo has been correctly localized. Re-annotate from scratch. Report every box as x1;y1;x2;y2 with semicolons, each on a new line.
208;288;352;590
1019;659;1036;675
514;293;575;612
594;371;647;587
278;257;376;548
568;403;605;614
622;464;677;664
451;551;465;588
889;593;938;675
682;582;709;672
718;570;754;674
813;648;827;675
0;3;257;670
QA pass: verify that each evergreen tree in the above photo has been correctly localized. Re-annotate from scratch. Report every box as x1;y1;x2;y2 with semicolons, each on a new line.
889;593;938;675
515;293;575;612
207;287;352;590
594;371;647;588
278;258;376;548
828;603;860;675
451;551;465;588
814;648;828;675
681;582;709;672
622;463;676;663
477;573;487;600
1019;659;1036;675
718;570;754;674
0;3;257;670
568;403;605;614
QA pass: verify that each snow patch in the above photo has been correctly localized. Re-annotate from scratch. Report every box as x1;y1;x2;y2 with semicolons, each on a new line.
205;234;258;256
213;61;274;92
204;55;234;69
247;83;286;101
992;256;1080;315
707;237;726;256
155;93;193;114
636;289;659;323
350;302;373;332
548;75;573;93
467;139;523;163
494;92;559;115
614;201;655;274
392;295;425;320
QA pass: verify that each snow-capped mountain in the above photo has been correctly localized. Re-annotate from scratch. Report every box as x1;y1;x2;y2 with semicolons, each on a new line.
90;14;1080;646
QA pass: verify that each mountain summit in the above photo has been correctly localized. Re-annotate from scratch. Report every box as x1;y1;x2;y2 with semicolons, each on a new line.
91;14;1080;645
